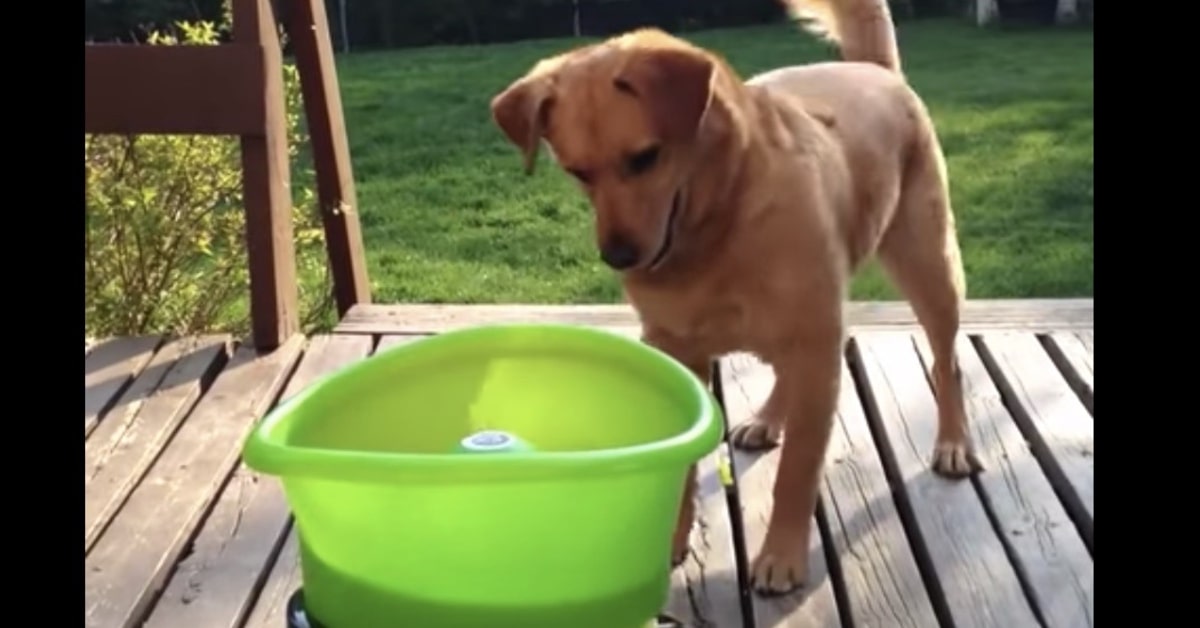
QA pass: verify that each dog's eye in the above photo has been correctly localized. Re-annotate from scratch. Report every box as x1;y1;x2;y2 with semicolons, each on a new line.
566;168;592;185
626;146;660;176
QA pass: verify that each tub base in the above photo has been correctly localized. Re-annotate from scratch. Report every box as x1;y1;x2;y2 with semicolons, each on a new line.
284;589;683;628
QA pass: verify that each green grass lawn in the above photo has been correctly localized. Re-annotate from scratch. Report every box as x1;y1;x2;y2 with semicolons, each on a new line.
328;18;1092;304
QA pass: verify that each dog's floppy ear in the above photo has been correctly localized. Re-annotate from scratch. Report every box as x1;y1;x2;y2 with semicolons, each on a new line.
490;75;554;175
614;46;715;141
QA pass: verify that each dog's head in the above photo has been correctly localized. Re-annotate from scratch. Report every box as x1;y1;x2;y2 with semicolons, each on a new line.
490;30;720;272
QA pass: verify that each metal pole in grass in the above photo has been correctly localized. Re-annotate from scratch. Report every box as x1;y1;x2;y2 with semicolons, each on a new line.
338;0;349;53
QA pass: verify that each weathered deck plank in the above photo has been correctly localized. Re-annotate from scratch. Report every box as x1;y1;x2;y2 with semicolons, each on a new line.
85;335;163;437
1076;330;1092;354
974;332;1095;551
1042;331;1094;415
722;353;841;628
851;332;1040;628
666;451;745;628
335;298;1094;335
83;300;1094;628
84;335;305;628
375;333;421;351
914;333;1094;628
84;335;231;552
242;528;303;628
821;363;939;627
144;334;375;628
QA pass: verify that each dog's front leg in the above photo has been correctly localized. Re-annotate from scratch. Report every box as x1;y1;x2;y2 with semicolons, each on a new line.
642;327;712;568
750;331;842;595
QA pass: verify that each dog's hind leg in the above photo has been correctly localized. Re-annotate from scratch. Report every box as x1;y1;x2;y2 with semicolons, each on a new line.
874;137;981;478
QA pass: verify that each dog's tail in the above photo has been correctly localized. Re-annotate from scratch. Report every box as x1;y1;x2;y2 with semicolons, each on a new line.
779;0;902;74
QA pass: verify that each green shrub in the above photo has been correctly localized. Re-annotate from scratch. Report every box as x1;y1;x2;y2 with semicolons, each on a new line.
85;16;334;339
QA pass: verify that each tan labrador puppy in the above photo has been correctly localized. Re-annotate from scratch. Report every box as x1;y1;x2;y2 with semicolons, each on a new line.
490;0;980;595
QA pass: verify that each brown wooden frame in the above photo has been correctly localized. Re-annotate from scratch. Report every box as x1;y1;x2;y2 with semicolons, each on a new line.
84;0;371;350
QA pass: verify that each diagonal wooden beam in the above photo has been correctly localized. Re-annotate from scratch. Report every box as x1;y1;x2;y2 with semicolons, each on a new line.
288;0;372;315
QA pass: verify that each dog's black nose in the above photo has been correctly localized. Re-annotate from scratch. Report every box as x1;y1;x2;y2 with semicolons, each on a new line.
600;237;641;270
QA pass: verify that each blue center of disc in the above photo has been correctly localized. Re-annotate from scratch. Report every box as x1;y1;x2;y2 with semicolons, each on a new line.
468;431;512;448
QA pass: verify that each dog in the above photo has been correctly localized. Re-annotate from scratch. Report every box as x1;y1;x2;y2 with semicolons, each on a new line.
490;0;981;596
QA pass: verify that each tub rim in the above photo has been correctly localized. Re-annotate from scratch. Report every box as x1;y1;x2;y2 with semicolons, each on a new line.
241;323;725;484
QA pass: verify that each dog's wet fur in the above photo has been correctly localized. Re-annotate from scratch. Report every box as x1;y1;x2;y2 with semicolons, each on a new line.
491;0;981;596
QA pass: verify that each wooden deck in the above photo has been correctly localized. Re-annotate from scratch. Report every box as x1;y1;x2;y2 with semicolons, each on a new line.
84;298;1093;628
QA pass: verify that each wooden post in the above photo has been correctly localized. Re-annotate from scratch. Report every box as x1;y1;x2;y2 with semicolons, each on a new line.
234;0;300;350
288;0;373;316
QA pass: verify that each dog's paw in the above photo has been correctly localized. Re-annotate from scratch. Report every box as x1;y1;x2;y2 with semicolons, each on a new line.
749;544;809;596
730;419;783;451
931;439;983;478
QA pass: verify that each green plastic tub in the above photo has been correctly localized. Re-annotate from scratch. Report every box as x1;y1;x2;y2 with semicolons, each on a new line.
242;324;723;628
